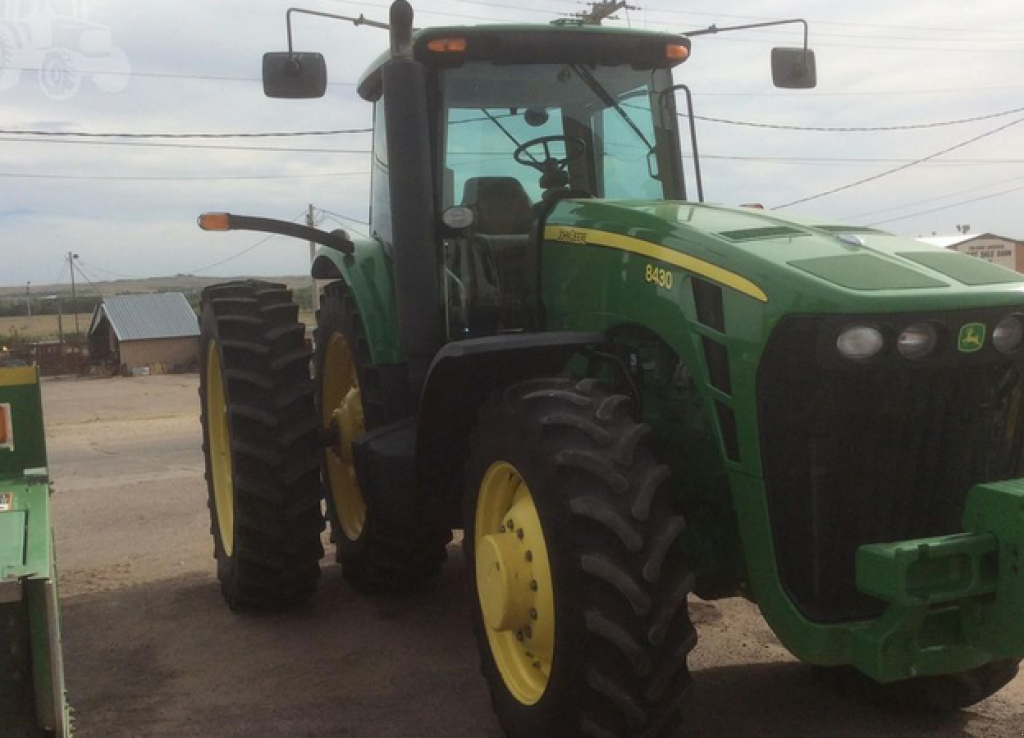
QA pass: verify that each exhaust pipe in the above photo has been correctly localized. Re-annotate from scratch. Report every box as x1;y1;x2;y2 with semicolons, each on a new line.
381;1;442;405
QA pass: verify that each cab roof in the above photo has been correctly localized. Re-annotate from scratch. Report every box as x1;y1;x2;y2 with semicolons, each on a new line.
357;23;690;100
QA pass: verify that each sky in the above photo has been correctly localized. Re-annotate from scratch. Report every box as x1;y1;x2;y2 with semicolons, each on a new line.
2;0;1023;287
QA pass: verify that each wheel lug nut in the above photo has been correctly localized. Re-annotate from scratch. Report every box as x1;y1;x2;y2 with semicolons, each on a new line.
517;529;524;540
530;608;538;620
516;631;524;642
525;551;533;562
530;580;538;591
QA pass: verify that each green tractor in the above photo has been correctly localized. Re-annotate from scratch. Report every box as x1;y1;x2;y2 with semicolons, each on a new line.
0;366;71;738
197;3;1024;735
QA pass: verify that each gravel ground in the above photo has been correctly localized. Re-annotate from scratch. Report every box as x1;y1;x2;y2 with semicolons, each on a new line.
41;374;1024;737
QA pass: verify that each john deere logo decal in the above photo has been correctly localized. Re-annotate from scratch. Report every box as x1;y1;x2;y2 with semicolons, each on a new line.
958;323;986;353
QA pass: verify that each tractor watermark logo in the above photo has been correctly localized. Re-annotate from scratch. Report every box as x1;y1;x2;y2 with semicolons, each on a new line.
958;323;986;353
0;0;130;101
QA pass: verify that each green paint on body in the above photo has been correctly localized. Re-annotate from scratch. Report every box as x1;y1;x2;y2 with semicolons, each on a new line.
313;237;404;365
0;368;69;736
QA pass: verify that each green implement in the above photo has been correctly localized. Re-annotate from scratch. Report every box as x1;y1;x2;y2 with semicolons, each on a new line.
0;366;70;738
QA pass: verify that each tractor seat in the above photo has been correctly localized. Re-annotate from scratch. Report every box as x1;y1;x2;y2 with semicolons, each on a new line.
461;177;535;329
462;176;534;235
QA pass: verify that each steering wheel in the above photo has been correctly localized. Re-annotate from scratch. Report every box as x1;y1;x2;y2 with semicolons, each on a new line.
513;135;586;173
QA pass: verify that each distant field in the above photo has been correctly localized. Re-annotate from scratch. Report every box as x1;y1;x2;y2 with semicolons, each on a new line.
1;313;94;341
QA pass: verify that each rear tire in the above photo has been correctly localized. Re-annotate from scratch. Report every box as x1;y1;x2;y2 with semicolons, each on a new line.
199;280;324;609
315;281;451;591
465;377;696;738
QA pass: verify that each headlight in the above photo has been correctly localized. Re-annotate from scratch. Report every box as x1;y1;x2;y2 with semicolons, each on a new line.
837;325;884;361
897;323;938;360
993;314;1024;354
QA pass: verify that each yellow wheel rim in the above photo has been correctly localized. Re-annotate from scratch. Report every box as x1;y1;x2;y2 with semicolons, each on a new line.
206;345;234;556
474;461;555;706
322;332;366;541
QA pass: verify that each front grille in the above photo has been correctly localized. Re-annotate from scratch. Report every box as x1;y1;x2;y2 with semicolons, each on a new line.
758;314;1024;623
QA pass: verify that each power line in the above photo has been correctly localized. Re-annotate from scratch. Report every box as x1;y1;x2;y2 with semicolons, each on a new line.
0;170;369;182
317;207;370;225
868;183;1024;227
188;212;309;274
75;260;146;281
775;114;1024;210
679;30;1024;54
0;136;370;154
637;3;1024;37
70;261;103;297
700;154;1024;166
0;65;360;87
0;127;370;139
319;214;369;238
690;105;1024;132
840;175;1024;221
691;83;1024;98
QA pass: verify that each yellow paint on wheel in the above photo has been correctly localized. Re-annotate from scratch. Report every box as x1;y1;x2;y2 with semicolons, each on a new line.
322;333;366;541
206;345;235;556
475;461;555;706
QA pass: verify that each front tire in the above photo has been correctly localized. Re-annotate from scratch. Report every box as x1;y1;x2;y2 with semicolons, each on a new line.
465;377;696;738
199;280;324;609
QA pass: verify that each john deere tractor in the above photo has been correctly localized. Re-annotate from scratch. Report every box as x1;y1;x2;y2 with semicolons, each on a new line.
197;3;1024;736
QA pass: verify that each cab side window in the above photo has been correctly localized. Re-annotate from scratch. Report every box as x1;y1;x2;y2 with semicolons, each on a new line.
370;100;392;245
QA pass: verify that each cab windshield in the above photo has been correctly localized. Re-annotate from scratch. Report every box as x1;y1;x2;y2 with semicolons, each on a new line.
440;62;682;210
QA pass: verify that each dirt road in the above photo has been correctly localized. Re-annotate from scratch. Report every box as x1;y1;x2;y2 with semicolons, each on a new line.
43;375;1024;737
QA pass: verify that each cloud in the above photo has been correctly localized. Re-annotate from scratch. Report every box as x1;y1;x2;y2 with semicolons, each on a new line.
2;0;1023;285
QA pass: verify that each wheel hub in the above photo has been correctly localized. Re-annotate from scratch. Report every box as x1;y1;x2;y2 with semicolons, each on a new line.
477;521;535;632
332;388;363;463
474;462;555;705
322;333;366;541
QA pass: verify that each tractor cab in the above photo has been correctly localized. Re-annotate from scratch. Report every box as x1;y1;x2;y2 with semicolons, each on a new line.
352;24;691;339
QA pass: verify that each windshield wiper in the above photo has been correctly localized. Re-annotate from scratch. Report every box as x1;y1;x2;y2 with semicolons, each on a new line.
568;64;654;153
478;108;540;164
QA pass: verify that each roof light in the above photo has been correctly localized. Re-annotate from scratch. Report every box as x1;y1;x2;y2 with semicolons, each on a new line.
198;213;232;231
666;44;689;61
427;37;467;53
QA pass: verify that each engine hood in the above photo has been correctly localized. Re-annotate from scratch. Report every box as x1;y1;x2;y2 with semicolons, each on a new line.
544;199;1024;313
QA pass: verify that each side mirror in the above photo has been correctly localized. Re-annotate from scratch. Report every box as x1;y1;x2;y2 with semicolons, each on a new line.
262;52;327;99
771;47;816;89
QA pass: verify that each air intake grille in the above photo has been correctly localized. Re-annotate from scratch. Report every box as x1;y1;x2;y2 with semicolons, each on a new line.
757;315;1024;622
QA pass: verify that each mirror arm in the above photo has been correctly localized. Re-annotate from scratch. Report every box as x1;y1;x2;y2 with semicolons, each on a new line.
684;18;809;65
285;7;389;54
198;213;355;255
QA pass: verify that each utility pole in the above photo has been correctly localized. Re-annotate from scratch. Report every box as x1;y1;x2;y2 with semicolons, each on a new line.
307;203;319;313
573;1;638;25
68;251;80;341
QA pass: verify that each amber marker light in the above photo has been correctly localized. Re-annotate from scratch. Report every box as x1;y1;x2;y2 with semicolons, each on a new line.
427;37;467;52
198;212;232;231
0;404;12;448
666;44;689;61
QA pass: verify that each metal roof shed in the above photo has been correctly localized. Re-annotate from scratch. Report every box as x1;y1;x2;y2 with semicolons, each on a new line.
88;293;200;374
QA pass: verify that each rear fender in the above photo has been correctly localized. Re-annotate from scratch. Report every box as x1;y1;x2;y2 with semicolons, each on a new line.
311;237;403;365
